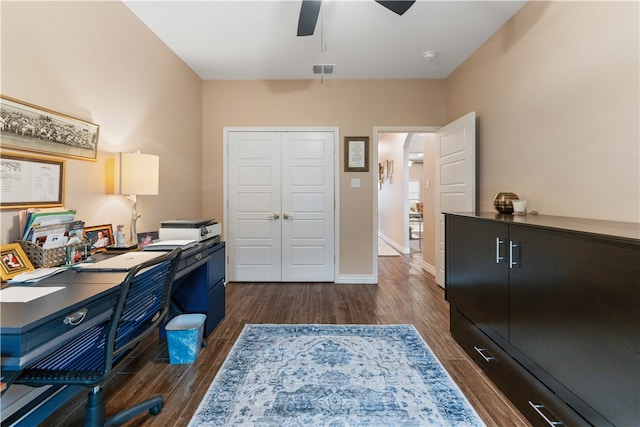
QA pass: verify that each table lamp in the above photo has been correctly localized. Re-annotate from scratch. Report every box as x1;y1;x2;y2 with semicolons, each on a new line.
115;152;159;246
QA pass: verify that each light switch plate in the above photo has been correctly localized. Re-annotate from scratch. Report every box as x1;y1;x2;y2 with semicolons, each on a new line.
351;178;360;188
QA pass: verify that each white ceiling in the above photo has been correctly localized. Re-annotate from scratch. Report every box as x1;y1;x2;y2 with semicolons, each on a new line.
123;0;527;80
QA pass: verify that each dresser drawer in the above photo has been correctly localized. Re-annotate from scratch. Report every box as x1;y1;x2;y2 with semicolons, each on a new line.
451;308;591;427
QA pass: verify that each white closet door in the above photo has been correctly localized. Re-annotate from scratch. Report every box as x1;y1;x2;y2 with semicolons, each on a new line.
228;132;282;282
228;130;335;282
281;132;334;282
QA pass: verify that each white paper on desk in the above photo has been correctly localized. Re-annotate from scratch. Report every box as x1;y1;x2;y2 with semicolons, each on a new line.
142;240;197;251
74;251;165;271
8;267;67;283
0;286;64;303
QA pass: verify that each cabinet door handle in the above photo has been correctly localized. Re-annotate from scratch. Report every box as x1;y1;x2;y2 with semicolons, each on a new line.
509;241;519;269
283;213;293;219
473;346;496;362
528;401;565;426
268;213;280;220
496;238;504;263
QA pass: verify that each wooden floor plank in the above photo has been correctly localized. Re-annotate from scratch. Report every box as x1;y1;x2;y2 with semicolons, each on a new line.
43;252;529;426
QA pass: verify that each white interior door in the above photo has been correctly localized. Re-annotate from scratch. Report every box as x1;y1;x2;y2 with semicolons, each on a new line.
435;112;476;288
228;132;282;281
228;130;335;282
281;132;335;281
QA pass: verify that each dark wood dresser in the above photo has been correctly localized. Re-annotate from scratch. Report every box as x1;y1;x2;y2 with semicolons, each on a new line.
445;212;639;427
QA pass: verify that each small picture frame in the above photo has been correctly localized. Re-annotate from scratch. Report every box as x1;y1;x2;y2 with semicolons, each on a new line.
137;231;159;249
1;243;34;281
344;136;369;172
84;224;114;253
66;243;90;266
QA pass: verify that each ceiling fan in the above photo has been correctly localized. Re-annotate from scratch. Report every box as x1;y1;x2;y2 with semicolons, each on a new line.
297;0;416;36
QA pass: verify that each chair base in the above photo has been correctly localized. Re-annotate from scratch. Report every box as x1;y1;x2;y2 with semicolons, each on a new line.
84;387;164;427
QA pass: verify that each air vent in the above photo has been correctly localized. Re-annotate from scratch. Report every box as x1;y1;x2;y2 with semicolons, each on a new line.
312;64;335;75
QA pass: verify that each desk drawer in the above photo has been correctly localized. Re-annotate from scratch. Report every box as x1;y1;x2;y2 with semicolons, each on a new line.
208;243;225;284
2;291;117;366
177;248;209;271
205;278;225;337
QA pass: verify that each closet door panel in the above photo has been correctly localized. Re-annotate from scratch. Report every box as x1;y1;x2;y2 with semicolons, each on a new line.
281;132;334;282
228;132;282;282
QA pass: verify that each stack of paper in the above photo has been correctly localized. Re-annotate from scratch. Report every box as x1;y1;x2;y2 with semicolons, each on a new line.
20;208;83;249
142;240;198;251
8;267;67;283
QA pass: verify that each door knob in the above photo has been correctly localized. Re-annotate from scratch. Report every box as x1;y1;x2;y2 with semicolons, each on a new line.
268;213;280;220
283;213;293;219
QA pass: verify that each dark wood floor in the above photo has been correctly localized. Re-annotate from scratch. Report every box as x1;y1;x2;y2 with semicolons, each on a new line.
46;252;530;426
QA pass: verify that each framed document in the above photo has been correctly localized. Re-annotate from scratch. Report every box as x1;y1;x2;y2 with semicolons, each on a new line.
344;136;369;172
0;152;65;209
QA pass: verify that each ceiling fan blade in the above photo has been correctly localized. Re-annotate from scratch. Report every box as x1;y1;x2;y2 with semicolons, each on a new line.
297;0;322;36
375;1;415;16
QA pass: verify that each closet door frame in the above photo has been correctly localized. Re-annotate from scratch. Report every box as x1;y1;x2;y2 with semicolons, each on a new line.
223;127;340;283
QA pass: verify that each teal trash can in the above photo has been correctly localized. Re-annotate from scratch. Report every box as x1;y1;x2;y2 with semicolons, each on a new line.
165;313;206;364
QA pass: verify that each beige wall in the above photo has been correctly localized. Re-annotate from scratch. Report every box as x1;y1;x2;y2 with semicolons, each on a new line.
1;1;203;244
202;80;446;275
3;0;636;279
446;1;640;222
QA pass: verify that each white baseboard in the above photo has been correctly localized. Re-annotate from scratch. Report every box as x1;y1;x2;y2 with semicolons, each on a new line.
421;261;436;276
377;232;409;254
336;274;377;284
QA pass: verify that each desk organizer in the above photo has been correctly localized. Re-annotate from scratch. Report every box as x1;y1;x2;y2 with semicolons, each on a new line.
18;240;87;268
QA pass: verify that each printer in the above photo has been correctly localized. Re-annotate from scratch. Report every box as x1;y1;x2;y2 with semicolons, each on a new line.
159;219;221;242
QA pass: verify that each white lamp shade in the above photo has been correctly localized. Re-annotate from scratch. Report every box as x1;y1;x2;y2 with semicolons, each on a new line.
115;152;159;195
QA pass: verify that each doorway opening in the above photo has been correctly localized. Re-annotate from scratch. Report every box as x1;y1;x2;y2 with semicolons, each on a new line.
374;127;437;277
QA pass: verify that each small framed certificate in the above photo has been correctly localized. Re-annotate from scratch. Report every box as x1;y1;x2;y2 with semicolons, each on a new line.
0;152;65;209
344;136;369;172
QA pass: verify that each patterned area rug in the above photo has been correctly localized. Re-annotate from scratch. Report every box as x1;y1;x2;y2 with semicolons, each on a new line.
188;324;485;426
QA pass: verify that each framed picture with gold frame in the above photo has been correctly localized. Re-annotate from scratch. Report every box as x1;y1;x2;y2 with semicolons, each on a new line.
84;224;114;253
344;136;369;172
0;151;65;210
1;243;35;281
0;95;99;161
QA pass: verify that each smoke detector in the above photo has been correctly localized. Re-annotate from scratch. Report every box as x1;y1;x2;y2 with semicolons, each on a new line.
422;51;437;61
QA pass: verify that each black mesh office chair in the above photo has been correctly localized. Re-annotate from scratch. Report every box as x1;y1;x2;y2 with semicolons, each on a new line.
14;248;181;427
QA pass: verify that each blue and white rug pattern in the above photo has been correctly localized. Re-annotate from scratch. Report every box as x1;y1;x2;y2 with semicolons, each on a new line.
189;324;485;426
